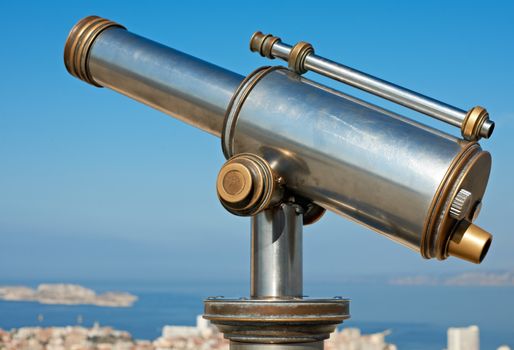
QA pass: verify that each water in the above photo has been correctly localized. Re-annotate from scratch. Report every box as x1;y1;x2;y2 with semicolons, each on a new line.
0;280;513;350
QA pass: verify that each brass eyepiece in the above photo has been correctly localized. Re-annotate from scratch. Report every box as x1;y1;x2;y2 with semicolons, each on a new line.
64;15;125;87
447;221;492;264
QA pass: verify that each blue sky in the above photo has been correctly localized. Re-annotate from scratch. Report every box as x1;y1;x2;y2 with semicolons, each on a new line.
0;1;513;284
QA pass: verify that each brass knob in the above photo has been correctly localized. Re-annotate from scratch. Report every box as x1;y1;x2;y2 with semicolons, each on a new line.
217;153;283;216
217;163;254;205
449;189;473;220
462;106;493;141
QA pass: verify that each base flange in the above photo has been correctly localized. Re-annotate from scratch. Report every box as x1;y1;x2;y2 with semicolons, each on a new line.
204;297;350;345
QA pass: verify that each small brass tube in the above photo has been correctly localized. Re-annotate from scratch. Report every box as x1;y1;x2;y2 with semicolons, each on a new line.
447;221;493;264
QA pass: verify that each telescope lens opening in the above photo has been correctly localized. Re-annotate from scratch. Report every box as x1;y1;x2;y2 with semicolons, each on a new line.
479;236;492;263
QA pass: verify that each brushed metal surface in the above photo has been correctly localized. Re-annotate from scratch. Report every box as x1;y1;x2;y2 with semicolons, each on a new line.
268;40;494;139
251;204;303;298
230;69;468;251
88;27;244;136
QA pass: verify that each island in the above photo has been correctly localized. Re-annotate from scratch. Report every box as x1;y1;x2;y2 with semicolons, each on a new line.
0;284;137;307
389;271;514;287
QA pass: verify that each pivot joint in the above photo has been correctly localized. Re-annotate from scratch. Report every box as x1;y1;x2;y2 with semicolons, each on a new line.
217;153;284;216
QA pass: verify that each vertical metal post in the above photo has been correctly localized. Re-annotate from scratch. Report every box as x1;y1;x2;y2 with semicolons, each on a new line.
208;156;347;350
251;203;303;298
205;200;348;350
228;203;317;350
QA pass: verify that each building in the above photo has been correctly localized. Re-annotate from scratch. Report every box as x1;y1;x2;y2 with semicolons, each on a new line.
326;327;397;350
0;318;398;350
153;315;226;350
447;325;480;350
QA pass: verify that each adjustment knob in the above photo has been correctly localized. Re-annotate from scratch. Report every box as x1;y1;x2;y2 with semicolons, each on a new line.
217;153;283;216
449;189;473;220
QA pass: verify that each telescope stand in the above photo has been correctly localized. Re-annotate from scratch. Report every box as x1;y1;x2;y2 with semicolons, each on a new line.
204;203;349;349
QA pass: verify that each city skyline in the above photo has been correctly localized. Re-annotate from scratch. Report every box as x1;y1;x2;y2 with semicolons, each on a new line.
1;319;511;350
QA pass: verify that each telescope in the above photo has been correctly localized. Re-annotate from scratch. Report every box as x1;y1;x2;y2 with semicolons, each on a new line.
64;16;496;350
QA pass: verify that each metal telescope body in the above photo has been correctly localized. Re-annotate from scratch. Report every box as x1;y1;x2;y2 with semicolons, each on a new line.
65;16;496;349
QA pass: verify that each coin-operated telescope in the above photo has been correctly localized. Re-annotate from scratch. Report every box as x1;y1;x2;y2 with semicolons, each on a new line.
65;16;496;350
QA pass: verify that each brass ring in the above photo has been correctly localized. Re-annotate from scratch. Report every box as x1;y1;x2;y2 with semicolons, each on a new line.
221;66;286;159
64;16;125;87
461;106;489;141
420;143;478;259
288;41;314;74
221;66;270;159
261;36;281;59
249;32;281;58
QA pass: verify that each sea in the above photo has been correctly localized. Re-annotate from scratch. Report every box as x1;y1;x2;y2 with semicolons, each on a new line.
0;280;513;350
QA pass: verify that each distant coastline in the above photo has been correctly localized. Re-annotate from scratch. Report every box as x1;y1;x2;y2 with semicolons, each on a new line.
0;284;137;307
389;271;514;287
0;282;512;349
